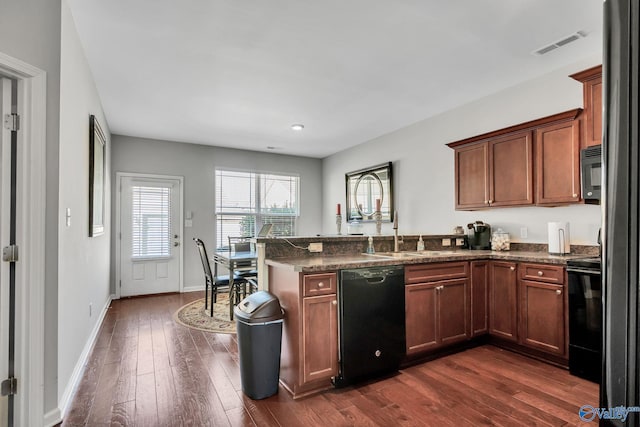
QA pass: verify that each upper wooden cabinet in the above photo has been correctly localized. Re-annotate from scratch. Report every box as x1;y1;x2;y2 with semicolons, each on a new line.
571;65;602;148
453;131;533;209
449;109;582;210
535;119;581;205
489;131;534;207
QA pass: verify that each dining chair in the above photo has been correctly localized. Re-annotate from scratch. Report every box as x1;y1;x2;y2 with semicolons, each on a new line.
193;237;246;317
228;236;259;295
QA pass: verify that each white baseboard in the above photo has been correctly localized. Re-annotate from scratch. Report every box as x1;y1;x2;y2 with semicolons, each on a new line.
43;407;62;427
182;284;205;293
56;294;113;422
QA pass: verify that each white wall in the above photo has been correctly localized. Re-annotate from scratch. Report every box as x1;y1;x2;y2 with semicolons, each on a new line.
323;56;603;245
58;0;112;415
111;136;323;290
0;0;62;416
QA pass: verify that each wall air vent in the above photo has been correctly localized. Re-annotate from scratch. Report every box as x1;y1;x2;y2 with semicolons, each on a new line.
532;31;587;56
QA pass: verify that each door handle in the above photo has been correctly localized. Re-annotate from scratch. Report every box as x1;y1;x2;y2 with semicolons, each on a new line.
173;242;180;247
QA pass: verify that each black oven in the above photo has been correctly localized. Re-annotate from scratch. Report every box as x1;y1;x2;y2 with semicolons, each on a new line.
580;144;601;202
567;257;602;384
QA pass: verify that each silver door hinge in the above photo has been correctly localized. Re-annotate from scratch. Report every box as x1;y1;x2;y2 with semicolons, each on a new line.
119;280;122;288
1;377;17;396
3;113;19;131
2;244;18;262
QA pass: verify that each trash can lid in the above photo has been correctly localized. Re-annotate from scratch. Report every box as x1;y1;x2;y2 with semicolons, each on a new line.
234;291;284;323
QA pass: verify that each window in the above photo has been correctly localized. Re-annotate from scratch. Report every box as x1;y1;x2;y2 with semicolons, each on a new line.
215;170;299;248
131;185;172;258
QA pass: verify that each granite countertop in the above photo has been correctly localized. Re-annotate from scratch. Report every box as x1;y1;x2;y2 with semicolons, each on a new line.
265;250;591;273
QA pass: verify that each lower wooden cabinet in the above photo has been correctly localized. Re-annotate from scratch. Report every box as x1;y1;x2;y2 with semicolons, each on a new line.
470;261;489;336
302;294;338;383
269;267;338;398
405;276;469;355
489;261;518;342
518;265;567;357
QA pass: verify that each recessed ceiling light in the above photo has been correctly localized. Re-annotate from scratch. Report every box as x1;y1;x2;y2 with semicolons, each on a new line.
291;124;304;131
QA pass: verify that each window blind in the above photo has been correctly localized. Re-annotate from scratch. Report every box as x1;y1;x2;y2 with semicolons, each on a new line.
215;170;299;248
132;186;171;258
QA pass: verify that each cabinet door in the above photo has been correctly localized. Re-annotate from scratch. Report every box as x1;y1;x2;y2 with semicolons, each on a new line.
489;261;518;341
405;283;438;354
535;120;581;205
302;294;338;384
583;74;603;148
470;261;489;336
519;280;566;356
454;143;489;209
438;279;470;345
489;131;534;207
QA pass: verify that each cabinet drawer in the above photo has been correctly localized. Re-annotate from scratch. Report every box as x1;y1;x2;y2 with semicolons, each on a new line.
405;262;468;284
519;263;564;284
303;273;337;297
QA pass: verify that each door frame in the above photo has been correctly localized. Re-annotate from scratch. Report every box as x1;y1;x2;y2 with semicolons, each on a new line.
115;172;184;299
0;52;47;426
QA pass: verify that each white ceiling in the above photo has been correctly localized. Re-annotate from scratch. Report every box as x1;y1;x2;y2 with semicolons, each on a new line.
67;0;603;158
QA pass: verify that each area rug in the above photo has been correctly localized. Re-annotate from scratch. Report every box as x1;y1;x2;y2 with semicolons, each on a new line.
173;294;236;334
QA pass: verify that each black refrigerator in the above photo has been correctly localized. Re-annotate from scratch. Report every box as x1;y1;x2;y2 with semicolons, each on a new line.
602;1;640;426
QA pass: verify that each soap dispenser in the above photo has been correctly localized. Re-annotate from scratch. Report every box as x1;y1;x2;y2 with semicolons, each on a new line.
366;236;375;254
417;235;425;251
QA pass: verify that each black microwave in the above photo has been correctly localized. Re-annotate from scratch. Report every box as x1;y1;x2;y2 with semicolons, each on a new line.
581;144;601;202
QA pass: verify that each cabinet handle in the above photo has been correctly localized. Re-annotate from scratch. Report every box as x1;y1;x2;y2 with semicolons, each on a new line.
556;290;562;295
332;300;337;306
488;200;493;204
484;200;489;204
573;193;578;198
318;282;324;288
510;266;515;271
537;271;544;276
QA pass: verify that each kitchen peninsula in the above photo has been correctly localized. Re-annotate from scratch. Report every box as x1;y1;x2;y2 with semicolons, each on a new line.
260;235;597;399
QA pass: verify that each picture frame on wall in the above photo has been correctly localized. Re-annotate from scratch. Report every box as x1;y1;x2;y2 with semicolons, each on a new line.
89;114;106;237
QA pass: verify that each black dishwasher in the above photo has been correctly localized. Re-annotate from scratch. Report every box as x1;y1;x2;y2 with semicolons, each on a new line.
334;265;405;387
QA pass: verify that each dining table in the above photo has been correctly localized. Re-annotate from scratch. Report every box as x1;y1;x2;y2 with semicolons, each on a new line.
212;250;258;320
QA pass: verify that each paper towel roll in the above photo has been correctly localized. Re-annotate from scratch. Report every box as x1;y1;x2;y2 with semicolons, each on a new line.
548;222;570;255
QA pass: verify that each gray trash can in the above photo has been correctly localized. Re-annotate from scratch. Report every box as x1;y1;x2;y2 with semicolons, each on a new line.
234;291;284;400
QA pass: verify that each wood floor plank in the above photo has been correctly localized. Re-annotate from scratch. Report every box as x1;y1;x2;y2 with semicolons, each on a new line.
61;291;599;427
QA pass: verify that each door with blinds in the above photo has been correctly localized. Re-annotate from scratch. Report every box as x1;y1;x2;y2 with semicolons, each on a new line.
119;176;181;297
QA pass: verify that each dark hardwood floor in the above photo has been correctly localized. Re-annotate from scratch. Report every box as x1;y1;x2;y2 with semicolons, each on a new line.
61;292;599;426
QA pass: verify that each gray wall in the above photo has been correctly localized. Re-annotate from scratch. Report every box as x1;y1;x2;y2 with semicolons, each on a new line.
58;0;111;411
0;0;62;415
323;56;603;245
111;136;323;290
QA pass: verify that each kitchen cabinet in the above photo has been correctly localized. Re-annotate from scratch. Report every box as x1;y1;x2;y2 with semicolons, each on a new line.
453;131;533;209
535;119;581;205
470;261;489;336
449;109;582;210
489;261;518;342
570;65;602;148
489;131;534;207
269;268;338;398
518;263;566;357
454;142;489;209
405;262;469;355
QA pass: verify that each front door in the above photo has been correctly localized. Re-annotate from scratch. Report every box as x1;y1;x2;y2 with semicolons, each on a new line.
0;77;15;427
119;176;182;297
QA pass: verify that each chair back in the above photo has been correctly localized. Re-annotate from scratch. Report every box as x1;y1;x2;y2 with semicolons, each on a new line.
228;236;253;253
193;238;213;280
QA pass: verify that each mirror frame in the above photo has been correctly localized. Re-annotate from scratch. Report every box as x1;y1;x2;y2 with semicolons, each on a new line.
345;162;394;223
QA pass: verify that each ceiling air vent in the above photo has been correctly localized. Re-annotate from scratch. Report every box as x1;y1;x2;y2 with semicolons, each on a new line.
532;31;587;56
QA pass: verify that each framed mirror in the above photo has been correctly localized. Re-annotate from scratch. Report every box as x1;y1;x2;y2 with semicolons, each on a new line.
345;162;394;222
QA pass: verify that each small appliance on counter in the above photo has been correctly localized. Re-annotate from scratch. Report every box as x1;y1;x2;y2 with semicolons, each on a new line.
548;222;570;255
467;221;491;250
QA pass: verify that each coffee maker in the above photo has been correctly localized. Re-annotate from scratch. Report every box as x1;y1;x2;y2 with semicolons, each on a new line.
467;221;491;250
